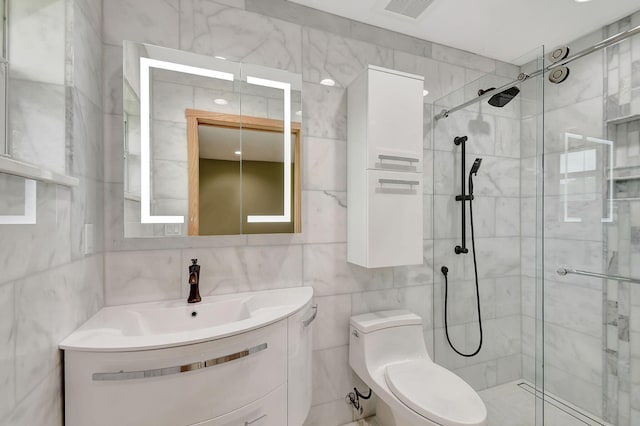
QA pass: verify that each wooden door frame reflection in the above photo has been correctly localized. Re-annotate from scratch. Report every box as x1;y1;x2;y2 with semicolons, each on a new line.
185;108;302;236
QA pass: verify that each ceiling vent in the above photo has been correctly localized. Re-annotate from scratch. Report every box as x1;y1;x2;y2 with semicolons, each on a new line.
383;0;435;19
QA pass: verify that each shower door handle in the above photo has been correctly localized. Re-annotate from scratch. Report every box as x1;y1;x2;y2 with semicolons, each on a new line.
557;267;640;285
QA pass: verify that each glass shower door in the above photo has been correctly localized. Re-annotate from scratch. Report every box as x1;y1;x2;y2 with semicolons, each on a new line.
542;22;640;426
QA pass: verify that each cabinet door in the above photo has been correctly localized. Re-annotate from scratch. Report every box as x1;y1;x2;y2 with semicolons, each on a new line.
367;69;423;172
367;170;423;268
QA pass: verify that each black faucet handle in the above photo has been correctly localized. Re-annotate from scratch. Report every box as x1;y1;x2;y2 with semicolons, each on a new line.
191;258;198;265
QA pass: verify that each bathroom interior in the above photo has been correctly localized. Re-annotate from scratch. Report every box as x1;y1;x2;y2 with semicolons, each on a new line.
2;0;640;425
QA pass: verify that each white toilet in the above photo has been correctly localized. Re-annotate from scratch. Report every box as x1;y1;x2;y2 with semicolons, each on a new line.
349;310;487;426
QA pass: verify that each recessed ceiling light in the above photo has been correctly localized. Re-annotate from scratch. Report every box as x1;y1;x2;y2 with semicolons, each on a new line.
234;151;241;155
214;56;227;60
423;89;429;97
320;78;335;86
214;98;228;105
573;0;592;3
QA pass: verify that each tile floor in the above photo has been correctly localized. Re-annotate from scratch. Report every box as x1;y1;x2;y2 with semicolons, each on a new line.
343;381;611;426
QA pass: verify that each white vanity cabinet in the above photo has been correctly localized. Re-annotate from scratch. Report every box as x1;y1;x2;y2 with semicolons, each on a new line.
61;288;315;426
347;65;424;268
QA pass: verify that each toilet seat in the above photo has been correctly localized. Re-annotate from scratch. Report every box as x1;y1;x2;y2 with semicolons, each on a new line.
384;360;487;426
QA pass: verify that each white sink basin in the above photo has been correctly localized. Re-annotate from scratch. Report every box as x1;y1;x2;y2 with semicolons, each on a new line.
60;287;313;351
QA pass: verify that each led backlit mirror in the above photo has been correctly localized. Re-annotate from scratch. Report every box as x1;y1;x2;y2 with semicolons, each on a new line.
122;41;302;237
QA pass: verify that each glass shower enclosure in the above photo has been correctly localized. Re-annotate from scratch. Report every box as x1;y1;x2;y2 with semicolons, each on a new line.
431;14;640;426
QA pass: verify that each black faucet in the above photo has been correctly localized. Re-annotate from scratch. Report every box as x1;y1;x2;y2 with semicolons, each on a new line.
187;259;201;303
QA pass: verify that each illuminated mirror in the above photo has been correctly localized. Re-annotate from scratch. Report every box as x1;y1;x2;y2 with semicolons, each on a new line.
123;41;302;237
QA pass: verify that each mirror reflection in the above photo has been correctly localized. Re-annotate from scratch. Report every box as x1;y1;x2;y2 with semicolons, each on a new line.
122;41;302;238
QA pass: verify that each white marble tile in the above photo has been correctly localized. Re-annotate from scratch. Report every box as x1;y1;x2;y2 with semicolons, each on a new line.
311;345;354;406
152;159;188;200
495;117;521;159
431;43;496;74
433;277;495;329
544;322;603;386
433;108;495;155
71;89;103;180
15;259;103;402
103;44;123;115
9;0;65;85
0;283;15;420
302;83;347;140
495;197;520;237
543;361;604;419
303;243;393;297
543;279;602;338
180;1;302;73
520;197;536;238
468;155;520;198
394;51;465;103
472;237;521;279
423;195;433;240
152;81;194;122
543;97;604;155
8;80;66;175
3;366;62;426
433;150;457;195
544;46;604;113
433;325;468;370
181;244;302;296
105;250;182;305
0;182;71;284
303;190;346;244
496;354;522;384
313;294;352;351
302;27;394;88
494;61;520;79
303;137;347;191
73;5;103;107
455;360;497;390
76;0;102;33
104;0;180;48
495;276;521;318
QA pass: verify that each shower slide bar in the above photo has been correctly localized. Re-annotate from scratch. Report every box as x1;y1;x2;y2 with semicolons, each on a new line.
557;267;640;285
435;23;640;121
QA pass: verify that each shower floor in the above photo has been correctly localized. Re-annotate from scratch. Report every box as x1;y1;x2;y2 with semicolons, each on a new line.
479;381;610;426
342;381;610;426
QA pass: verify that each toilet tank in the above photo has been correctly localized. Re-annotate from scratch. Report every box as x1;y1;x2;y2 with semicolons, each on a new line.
349;310;429;375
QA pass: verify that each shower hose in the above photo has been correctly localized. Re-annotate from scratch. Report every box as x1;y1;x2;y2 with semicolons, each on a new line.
441;172;483;357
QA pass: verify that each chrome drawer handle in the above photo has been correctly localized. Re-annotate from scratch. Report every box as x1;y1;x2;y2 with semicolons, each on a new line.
378;178;420;186
302;305;318;328
245;414;267;425
92;343;268;381
378;154;419;163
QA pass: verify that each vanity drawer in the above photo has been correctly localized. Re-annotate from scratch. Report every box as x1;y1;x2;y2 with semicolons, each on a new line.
64;321;287;426
191;384;286;426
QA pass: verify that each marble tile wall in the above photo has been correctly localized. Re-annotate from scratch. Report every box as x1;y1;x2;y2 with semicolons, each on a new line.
101;0;521;424
0;0;105;424
430;72;523;391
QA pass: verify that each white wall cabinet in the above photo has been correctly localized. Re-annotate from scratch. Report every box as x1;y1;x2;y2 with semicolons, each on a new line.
347;65;424;268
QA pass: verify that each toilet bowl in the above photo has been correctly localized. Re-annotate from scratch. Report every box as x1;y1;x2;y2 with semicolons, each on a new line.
349;310;487;426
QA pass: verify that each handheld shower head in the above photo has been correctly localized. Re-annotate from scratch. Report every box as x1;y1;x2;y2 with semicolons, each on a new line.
470;158;482;175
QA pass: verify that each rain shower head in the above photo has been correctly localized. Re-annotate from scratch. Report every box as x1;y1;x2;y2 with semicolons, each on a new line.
487;87;520;107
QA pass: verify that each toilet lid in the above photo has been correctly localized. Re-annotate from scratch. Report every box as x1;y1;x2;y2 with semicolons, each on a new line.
385;360;487;426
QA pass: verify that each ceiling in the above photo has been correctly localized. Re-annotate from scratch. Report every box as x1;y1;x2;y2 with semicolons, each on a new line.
287;0;640;64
